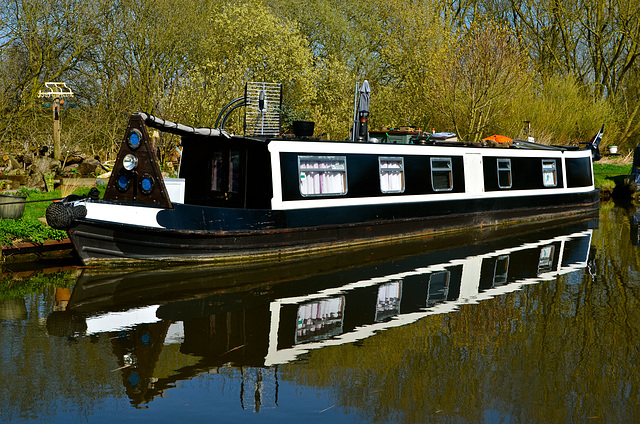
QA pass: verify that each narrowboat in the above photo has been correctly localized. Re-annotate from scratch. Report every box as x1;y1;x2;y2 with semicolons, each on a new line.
46;82;602;265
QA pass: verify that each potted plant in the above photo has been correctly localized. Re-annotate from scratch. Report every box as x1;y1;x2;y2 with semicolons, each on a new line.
281;104;314;137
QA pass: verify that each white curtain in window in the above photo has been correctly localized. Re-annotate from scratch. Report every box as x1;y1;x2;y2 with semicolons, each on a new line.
297;297;344;330
300;159;345;195
380;160;403;192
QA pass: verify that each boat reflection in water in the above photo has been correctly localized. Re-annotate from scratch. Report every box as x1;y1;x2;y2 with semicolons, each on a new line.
47;217;596;408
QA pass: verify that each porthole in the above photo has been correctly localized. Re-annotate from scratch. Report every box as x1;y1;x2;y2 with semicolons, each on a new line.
127;129;142;150
115;171;131;192
139;173;155;195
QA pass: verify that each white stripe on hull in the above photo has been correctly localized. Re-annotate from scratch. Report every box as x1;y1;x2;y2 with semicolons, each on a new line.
272;186;594;210
83;201;163;228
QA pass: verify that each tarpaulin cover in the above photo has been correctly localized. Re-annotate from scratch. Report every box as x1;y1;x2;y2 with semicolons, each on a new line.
483;134;513;144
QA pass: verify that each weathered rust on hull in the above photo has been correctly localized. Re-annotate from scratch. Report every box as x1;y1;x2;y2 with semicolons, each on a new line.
78;205;599;268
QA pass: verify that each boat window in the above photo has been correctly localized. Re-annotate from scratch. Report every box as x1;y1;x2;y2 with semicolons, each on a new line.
229;150;240;193
375;280;402;322
542;159;557;187
431;157;453;191
211;150;242;193
211;152;224;191
295;296;345;344
537;245;555;273
497;158;512;189
379;157;405;193
427;271;450;306
493;255;510;287
299;156;347;196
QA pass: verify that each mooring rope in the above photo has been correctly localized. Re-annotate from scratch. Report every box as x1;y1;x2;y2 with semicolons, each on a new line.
0;197;63;206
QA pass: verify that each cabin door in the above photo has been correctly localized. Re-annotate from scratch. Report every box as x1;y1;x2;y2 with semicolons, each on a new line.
464;153;484;195
210;149;245;208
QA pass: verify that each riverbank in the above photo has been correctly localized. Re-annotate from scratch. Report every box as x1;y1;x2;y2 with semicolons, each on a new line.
593;156;633;198
0;186;102;264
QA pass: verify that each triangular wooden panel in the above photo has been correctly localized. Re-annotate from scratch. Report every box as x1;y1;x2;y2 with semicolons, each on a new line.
103;114;172;208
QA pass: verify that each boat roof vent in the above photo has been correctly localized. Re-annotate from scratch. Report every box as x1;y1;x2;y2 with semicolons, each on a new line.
244;82;282;137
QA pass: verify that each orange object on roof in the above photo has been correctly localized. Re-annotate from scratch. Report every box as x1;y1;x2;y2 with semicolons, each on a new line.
483;134;513;144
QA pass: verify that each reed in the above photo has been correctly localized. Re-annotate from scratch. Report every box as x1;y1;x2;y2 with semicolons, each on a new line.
60;179;80;198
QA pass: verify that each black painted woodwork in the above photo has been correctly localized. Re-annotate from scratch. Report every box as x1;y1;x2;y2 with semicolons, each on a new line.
179;135;272;209
279;152;466;201
483;156;569;192
70;189;599;262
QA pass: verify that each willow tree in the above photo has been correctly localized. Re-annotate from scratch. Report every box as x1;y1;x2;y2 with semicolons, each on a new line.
372;0;446;131
171;0;315;134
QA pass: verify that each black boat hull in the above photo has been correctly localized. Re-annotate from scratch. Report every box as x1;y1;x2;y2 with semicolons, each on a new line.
69;189;599;265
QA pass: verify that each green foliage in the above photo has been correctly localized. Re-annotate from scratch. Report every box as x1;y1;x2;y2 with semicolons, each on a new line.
0;218;66;245
593;163;631;191
0;271;76;300
1;0;640;153
526;75;616;145
593;163;632;176
426;19;534;142
309;56;358;140
372;0;444;131
170;0;315;134
0;187;102;245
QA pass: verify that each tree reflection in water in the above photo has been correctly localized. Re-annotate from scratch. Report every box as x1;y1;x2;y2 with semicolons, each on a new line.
2;208;640;422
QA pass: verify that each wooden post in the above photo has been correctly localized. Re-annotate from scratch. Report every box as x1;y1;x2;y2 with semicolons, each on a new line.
38;83;73;160
53;98;61;160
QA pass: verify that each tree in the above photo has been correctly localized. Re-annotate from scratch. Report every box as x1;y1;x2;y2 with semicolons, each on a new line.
500;0;640;146
372;0;446;131
171;0;315;134
427;20;533;142
0;0;104;149
527;74;615;145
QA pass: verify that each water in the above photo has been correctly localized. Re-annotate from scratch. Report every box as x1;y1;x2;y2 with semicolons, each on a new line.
1;205;639;423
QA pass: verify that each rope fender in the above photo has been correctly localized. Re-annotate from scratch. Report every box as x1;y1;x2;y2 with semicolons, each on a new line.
46;201;87;230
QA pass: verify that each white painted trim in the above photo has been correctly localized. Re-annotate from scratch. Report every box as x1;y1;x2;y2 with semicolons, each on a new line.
83;201;164;228
463;152;484;196
268;140;594;210
270;186;594;210
270;145;283;206
267;139;590;159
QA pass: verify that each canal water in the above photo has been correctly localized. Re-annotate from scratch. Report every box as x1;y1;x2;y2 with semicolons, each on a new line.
1;204;639;423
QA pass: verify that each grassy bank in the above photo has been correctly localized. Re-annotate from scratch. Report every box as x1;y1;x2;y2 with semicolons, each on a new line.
0;187;102;246
0;189;67;246
593;162;632;194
